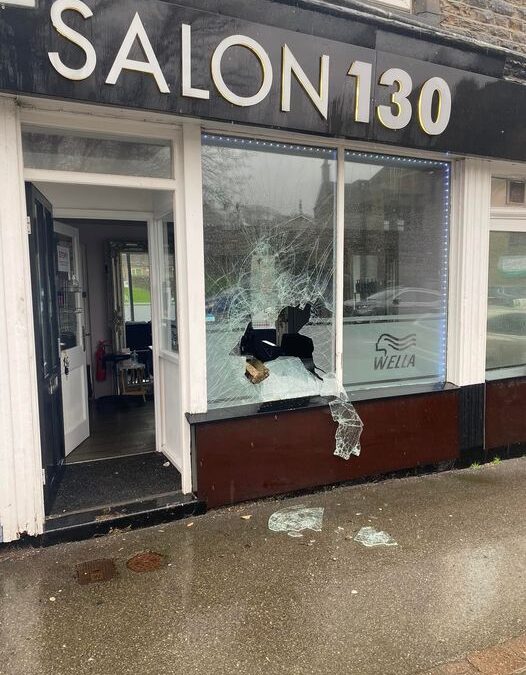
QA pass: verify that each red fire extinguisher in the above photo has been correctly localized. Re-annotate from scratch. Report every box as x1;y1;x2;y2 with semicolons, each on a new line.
95;340;108;382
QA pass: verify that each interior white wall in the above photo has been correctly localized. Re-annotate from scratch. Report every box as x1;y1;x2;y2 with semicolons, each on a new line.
69;220;148;399
35;183;159;399
35;183;155;214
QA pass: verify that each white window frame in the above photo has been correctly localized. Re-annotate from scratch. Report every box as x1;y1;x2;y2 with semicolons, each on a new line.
0;103;207;540
372;0;412;11
202;121;457;398
486;211;526;381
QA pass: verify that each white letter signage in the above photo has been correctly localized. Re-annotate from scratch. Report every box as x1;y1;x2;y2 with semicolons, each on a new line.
211;35;273;107
106;12;170;93
281;45;330;119
48;0;96;81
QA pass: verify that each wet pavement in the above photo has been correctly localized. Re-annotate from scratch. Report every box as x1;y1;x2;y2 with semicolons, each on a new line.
0;457;525;675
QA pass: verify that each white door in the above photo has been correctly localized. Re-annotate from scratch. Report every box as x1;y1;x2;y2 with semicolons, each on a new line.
149;210;191;492
54;221;90;455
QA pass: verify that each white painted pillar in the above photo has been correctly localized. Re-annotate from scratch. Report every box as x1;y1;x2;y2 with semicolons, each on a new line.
173;123;206;493
175;123;207;415
0;97;44;542
447;158;492;387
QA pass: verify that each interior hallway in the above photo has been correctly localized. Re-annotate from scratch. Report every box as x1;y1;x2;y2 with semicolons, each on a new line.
66;398;156;464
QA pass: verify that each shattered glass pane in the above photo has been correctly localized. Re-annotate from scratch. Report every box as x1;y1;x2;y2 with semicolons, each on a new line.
202;135;337;409
268;505;324;535
353;526;398;547
330;397;363;460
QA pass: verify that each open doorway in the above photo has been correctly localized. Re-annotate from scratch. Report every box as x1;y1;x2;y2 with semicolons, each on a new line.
57;219;156;465
27;181;192;528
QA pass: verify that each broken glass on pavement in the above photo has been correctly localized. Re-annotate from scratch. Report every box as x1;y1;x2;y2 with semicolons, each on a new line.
268;505;324;537
353;526;398;547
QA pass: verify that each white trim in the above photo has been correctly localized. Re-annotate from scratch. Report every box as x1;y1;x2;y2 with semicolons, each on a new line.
0;98;44;541
20;108;179;140
372;0;411;10
54;208;152;221
23;168;176;191
159;349;180;366
201;120;457;162
447;158;492;387
491;211;526;232
335;147;345;391
176;124;207;415
147;215;163;459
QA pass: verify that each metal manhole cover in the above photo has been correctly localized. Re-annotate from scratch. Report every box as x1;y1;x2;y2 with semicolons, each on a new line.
76;558;116;585
126;551;166;573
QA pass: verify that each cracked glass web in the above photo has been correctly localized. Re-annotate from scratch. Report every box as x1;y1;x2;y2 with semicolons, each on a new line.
329;397;363;459
202;134;364;460
202;135;339;408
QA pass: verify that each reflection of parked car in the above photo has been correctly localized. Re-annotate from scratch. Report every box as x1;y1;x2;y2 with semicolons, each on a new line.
488;286;526;307
343;287;442;317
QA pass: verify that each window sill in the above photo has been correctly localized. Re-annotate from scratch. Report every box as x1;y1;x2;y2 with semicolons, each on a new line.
486;367;526;382
348;381;457;402
186;382;457;424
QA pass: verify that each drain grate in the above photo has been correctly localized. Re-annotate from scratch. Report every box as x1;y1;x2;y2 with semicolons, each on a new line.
76;558;116;585
126;551;166;573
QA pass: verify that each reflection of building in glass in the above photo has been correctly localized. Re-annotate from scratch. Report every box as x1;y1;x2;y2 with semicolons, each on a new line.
314;157;447;312
202;138;337;407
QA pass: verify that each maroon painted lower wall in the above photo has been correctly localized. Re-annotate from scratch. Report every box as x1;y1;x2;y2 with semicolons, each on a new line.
194;390;460;508
486;377;526;449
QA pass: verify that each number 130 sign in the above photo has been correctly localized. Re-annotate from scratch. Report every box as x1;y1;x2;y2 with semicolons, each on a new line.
349;62;451;136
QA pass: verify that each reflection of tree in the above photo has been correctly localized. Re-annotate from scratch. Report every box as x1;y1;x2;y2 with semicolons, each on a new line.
22;133;172;178
202;141;336;406
202;145;246;212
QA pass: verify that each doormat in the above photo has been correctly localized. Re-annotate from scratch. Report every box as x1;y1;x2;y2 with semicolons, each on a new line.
76;558;116;585
126;551;166;573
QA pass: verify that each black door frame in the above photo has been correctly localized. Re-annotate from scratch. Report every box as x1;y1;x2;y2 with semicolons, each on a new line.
26;182;66;513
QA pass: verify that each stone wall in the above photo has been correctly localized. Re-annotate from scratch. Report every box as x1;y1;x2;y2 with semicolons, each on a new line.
439;0;526;56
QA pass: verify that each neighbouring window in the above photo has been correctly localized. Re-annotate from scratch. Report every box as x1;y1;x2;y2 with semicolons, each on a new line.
121;252;152;323
343;151;450;391
486;231;526;375
22;128;173;178
202;135;338;409
491;178;526;207
159;214;178;352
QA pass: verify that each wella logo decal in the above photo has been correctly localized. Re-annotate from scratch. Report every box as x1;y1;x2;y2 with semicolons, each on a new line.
374;333;416;371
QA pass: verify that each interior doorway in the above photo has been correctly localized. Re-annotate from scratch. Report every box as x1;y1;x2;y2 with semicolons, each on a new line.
57;218;156;465
27;181;191;526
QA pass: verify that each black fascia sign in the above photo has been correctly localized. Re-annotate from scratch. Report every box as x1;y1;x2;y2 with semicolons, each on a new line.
0;0;525;161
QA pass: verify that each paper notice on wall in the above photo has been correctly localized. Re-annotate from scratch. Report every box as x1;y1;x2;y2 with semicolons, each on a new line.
57;245;71;274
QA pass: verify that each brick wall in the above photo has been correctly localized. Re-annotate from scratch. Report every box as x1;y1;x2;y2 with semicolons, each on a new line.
440;0;526;56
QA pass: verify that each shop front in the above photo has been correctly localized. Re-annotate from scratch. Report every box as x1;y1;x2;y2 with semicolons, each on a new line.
0;0;525;543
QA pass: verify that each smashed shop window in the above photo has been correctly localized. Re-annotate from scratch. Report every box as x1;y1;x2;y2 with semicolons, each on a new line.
202;135;339;409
